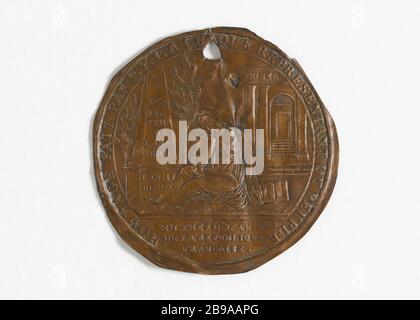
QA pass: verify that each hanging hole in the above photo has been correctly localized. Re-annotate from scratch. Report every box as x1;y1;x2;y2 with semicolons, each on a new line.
202;41;221;60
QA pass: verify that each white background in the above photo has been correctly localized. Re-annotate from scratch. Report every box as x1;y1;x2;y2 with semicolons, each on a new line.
1;0;419;299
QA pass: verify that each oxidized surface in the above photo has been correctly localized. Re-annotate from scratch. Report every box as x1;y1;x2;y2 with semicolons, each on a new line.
93;27;339;274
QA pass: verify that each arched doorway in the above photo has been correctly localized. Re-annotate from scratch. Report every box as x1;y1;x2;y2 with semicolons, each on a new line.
269;93;296;154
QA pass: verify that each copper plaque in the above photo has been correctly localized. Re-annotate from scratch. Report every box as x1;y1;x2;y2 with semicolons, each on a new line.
93;27;339;274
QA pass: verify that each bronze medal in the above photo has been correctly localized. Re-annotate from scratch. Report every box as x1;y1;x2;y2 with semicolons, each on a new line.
93;27;339;274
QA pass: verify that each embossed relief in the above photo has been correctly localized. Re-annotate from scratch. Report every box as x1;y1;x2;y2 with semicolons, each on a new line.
241;68;312;213
125;65;177;213
115;51;313;216
121;53;263;213
94;27;338;274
